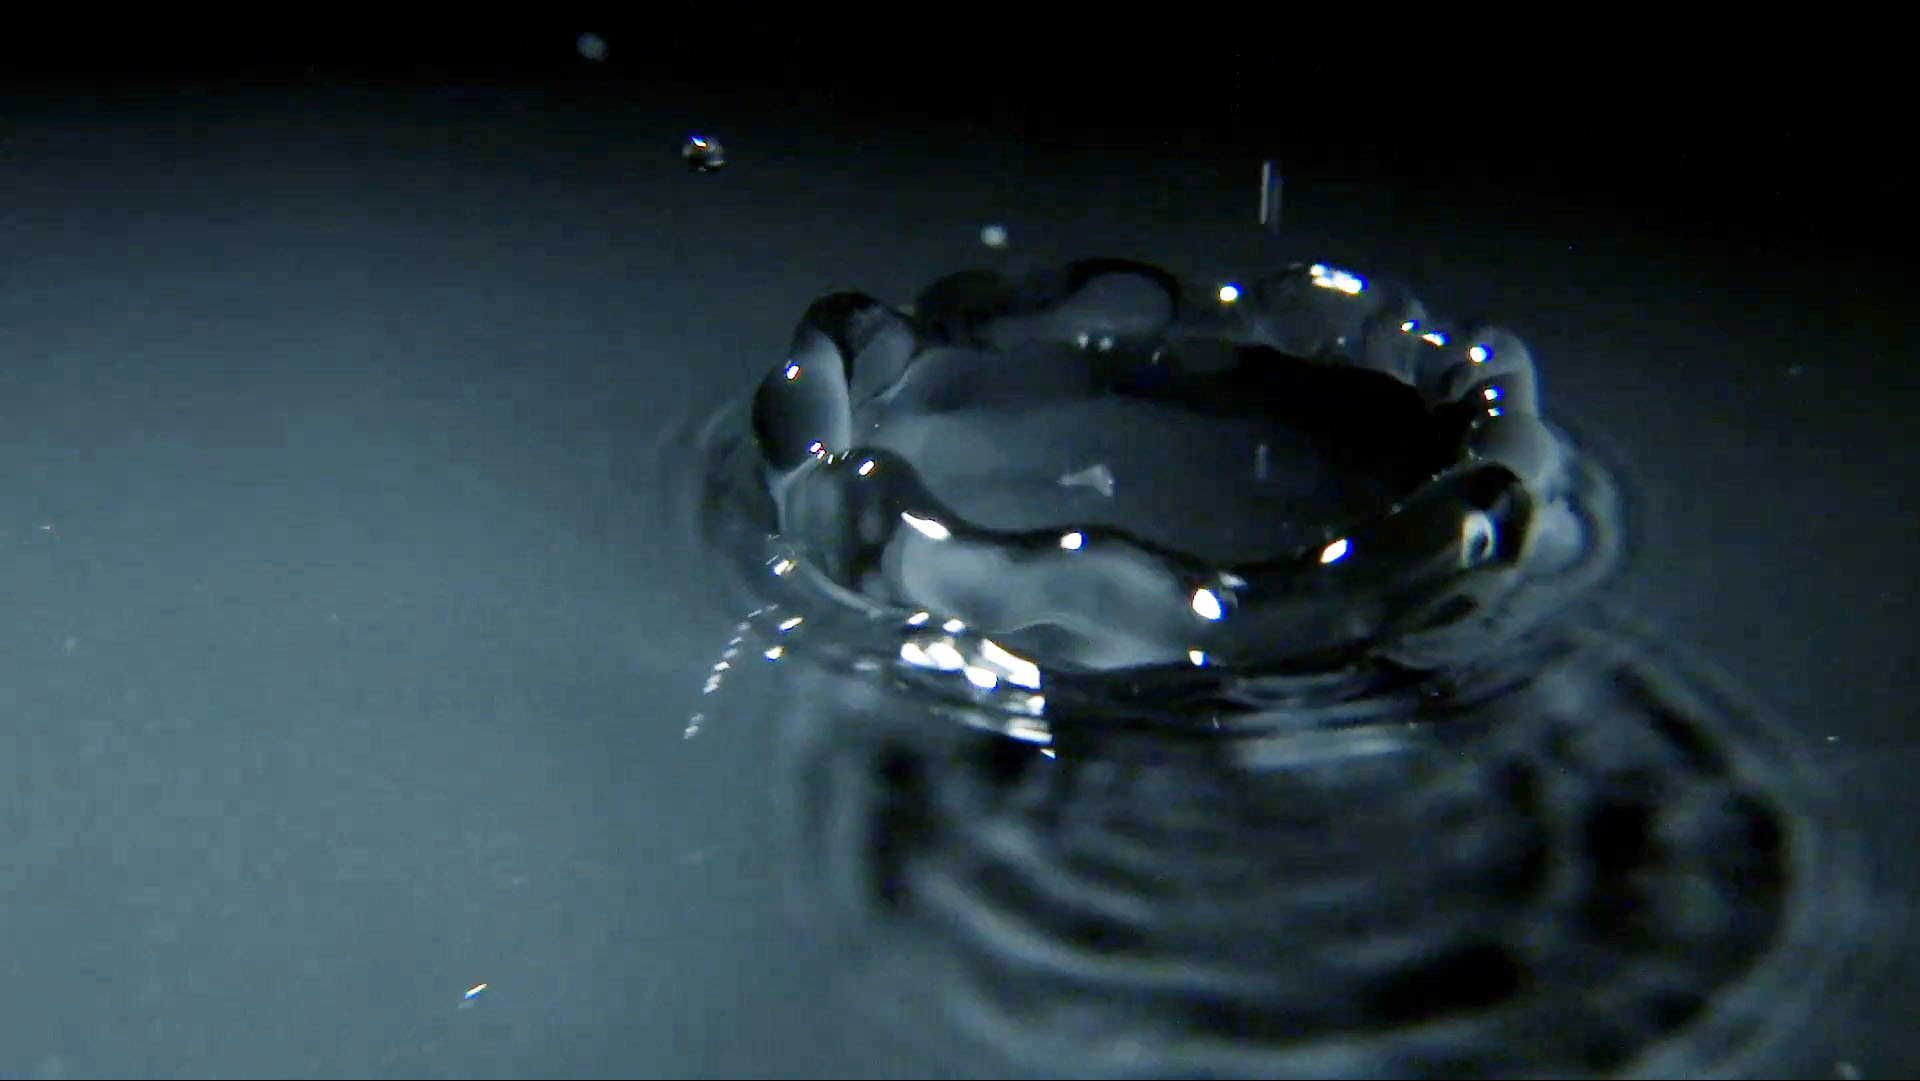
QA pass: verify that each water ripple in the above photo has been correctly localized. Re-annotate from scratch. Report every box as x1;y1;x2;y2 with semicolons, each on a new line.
686;257;1878;1078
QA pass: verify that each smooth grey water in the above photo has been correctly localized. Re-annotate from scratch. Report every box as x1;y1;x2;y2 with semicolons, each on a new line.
0;67;1912;1079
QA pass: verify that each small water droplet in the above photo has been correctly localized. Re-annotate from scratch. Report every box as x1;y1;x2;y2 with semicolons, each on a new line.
682;134;726;173
1258;160;1282;233
1058;463;1115;497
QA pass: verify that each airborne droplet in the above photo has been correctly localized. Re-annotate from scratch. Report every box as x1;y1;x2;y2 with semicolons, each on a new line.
682;134;726;174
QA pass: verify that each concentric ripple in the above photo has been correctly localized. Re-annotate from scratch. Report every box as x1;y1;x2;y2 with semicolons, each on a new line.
694;258;1866;1078
771;626;1858;1079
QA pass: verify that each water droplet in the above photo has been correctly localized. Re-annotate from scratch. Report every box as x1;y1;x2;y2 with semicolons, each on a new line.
1258;159;1282;233
682;134;726;173
1057;463;1115;497
575;32;607;62
980;224;1008;249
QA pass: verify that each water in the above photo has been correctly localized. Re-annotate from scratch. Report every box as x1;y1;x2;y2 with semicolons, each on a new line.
690;256;1875;1077
722;258;1616;690
0;72;1897;1080
682;134;726;173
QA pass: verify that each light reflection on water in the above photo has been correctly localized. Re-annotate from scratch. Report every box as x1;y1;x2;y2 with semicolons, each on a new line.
678;256;1883;1079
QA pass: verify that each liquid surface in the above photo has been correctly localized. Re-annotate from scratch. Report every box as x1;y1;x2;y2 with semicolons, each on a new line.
697;257;1876;1078
0;67;1906;1081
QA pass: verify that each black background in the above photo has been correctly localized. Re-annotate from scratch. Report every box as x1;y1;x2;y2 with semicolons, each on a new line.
2;15;1900;265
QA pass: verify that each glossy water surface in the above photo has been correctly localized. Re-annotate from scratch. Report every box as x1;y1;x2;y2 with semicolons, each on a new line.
695;257;1874;1079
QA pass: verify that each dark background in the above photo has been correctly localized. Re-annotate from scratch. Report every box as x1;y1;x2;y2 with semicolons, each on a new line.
0;14;1911;1080
4;16;1900;263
